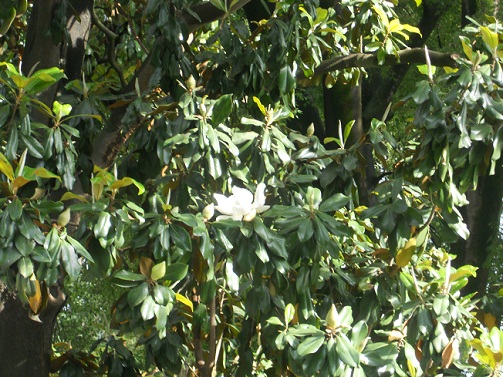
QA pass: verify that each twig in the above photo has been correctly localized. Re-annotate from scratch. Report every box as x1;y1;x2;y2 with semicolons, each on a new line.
116;3;149;54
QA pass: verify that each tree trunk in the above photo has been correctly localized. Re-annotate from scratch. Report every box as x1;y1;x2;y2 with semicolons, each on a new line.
453;162;503;295
0;284;65;377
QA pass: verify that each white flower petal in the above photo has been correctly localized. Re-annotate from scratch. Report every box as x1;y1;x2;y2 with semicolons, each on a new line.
232;186;254;206
255;205;270;214
243;208;256;222
254;183;267;207
214;194;234;215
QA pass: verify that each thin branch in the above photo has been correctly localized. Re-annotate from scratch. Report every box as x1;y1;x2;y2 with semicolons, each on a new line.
304;48;459;79
116;3;149;54
208;295;217;375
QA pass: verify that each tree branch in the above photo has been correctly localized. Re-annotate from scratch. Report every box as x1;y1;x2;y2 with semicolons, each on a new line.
304;48;459;79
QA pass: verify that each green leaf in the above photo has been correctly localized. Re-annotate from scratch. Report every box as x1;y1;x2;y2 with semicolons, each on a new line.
67;236;95;263
335;333;359;367
164;263;188;281
319;193;349;212
140;295;156;321
361;342;398;366
18;256;34;277
266;316;284;326
212;94;232;125
154;285;174;306
14;234;34;257
94;211;112;239
127;282;149;307
170;223;192;251
0;248;22;269
61;242;81;281
115;270;146;282
297;335;324;356
285;303;295;325
24;67;65;94
8;198;23;221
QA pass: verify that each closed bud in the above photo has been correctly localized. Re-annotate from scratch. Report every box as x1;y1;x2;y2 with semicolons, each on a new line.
57;207;71;227
186;75;196;91
202;203;214;220
307;123;315;137
326;304;338;329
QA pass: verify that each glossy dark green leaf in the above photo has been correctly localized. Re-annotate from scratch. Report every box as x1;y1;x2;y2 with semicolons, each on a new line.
335;333;359;367
212;94;232;126
67;236;95;263
152;284;173;305
8;198;22;221
20;134;44;159
14;234;34;257
115;270;146;282
303;343;327;376
127;282;149;308
164;262;188;281
94;211;112;239
18;256;34;277
61;242;81;281
0;247;22;270
170;223;192;251
296;335;324;356
140;295;156;321
361;342;398;366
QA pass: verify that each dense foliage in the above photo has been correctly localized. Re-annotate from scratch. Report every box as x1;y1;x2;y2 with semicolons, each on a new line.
0;0;502;376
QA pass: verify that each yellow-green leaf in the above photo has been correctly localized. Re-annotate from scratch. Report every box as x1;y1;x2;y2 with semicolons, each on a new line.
449;265;477;283
460;37;473;60
109;177;145;195
443;66;458;74
414;0;422;5
372;5;389;28
0;152;14;180
33;168;61;181
175;293;194;312
60;192;88;202
253;96;266;116
400;23;422;37
151;261;166;281
28;279;43;314
396;238;416;267
481;26;499;52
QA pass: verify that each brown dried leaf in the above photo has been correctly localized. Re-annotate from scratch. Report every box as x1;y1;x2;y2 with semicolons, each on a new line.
139;256;153;278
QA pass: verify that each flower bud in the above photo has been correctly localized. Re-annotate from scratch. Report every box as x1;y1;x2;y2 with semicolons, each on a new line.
307;123;315;137
57;208;71;227
326;304;338;329
186;75;196;91
202;203;214;220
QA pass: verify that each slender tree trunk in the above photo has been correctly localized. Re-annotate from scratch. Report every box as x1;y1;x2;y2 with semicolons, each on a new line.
0;284;66;377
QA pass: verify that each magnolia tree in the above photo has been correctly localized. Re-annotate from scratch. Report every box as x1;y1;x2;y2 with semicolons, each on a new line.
0;0;502;376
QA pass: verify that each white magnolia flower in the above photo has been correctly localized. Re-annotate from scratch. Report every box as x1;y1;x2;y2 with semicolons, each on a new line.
214;183;270;221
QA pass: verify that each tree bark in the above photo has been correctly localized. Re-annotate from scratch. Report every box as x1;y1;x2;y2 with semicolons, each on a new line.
0;284;66;377
453;162;503;295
